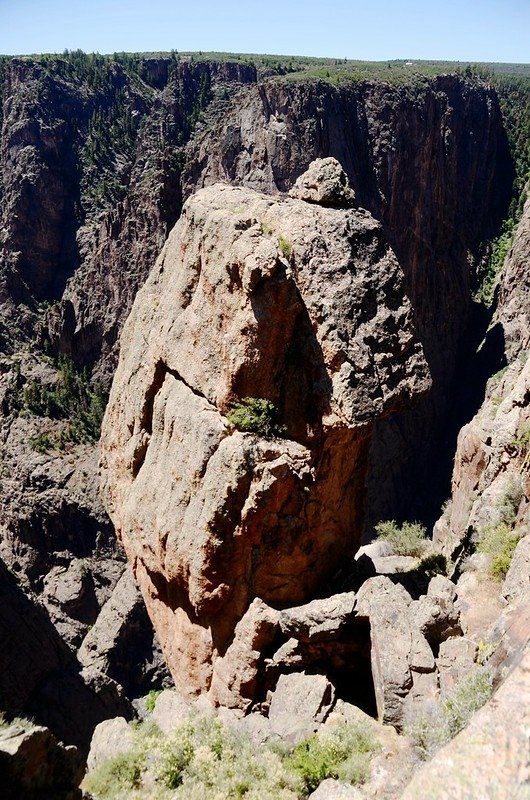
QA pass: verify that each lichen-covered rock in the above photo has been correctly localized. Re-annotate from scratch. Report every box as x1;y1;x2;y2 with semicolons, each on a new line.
101;175;429;698
86;717;134;772
268;672;336;744
308;779;363;799
151;690;194;736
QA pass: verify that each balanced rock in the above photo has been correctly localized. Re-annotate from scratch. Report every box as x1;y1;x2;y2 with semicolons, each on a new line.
101;170;429;700
289;157;356;207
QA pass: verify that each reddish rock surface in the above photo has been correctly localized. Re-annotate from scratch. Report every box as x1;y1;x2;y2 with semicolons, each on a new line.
101;171;429;696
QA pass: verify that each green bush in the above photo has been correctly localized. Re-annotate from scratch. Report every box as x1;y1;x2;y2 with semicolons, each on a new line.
417;553;448;577
145;689;162;713
278;235;293;259
374;520;429;557
21;356;107;448
84;750;145;797
497;477;523;527
83;713;382;799
474;224;514;306
286;723;376;796
510;423;530;461
227;397;287;438
477;522;520;580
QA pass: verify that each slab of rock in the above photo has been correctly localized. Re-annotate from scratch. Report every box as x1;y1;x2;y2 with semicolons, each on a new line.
208;598;279;712
268;672;336;743
436;636;477;693
371;555;419;574
279;592;357;641
0;721;83;800
78;566;171;696
487;600;530;684
151;690;194;735
289;157;356;207
101;171;429;699
356;577;438;728
86;717;135;772
308;779;363;799
354;540;393;561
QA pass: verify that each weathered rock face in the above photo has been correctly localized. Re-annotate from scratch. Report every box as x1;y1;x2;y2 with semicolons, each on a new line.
101;171;429;696
181;74;512;525
207;573;465;731
433;353;529;564
0;53;521;767
0;556;133;755
0;354;170;750
432;191;530;562
494;190;530;360
401;646;530;800
183;75;511;388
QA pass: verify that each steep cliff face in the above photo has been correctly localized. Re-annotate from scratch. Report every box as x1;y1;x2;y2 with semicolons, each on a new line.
434;196;530;565
494;191;530;359
101;169;429;694
0;61;512;527
183;75;511;387
0;59;511;386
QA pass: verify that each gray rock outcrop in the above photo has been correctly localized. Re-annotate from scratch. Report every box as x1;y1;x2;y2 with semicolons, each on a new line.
289;157;356;207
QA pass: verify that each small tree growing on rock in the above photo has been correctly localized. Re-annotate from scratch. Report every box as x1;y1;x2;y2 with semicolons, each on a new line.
227;397;287;438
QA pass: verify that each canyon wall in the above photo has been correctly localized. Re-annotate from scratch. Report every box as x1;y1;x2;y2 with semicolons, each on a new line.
0;54;519;750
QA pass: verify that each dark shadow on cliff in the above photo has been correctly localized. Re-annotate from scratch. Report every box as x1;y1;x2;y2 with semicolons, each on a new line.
374;305;507;533
0;558;133;758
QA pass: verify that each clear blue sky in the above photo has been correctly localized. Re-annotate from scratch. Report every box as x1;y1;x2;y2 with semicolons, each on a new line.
0;0;528;63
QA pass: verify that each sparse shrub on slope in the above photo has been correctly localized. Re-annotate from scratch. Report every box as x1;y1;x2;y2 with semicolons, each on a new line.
84;714;379;799
286;722;377;796
20;355;107;449
85;715;302;799
477;523;520;580
417;553;448;578
407;666;493;760
85;750;145;798
474;477;523;580
374;520;429;557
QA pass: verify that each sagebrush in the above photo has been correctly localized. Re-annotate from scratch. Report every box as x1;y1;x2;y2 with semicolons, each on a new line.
374;520;429;557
